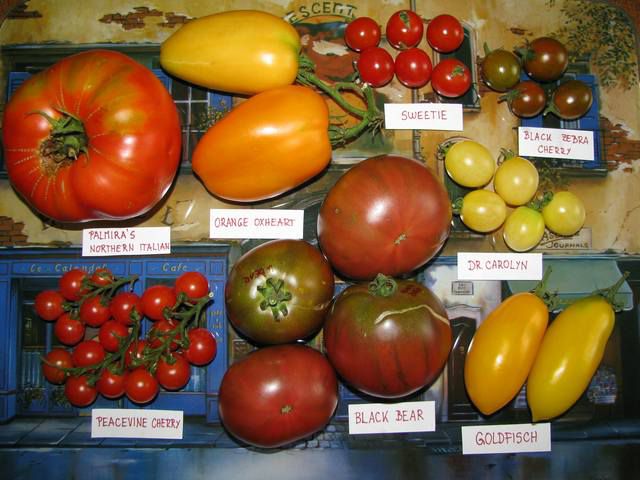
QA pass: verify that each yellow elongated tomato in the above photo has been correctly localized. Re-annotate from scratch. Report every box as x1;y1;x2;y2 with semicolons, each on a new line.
464;293;548;416
160;10;300;95
192;85;331;202
527;295;615;422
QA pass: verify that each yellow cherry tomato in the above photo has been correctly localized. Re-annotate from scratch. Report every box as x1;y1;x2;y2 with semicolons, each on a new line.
527;295;615;422
160;11;300;95
465;292;548;416
494;156;539;206
542;191;586;236
460;189;507;232
444;140;496;188
503;206;545;252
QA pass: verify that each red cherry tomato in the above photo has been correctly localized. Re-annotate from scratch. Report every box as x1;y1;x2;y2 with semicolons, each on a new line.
356;47;395;87
125;339;148;368
174;271;210;302
54;312;85;346
98;320;129;352
89;268;114;287
426;14;464;53
344;16;381;52
34;290;66;321
65;375;98;407
79;295;111;327
42;348;74;384
385;10;424;50
141;285;176;321
184;327;217;366
59;269;88;301
125;368;159;404
431;58;472;97
394;47;432;88
150;318;181;351
156;353;191;391
97;369;127;399
110;291;144;326
72;340;106;369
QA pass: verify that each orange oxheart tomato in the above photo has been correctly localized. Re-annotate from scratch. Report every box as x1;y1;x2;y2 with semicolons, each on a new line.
192;85;332;202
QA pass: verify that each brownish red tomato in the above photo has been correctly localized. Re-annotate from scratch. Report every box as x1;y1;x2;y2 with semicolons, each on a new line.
547;79;593;120
323;275;452;398
2;50;181;223
225;240;335;345
218;344;338;448
501;81;547;118
521;37;568;82
317;155;451;280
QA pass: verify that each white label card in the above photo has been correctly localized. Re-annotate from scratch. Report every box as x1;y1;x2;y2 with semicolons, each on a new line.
210;209;304;239
91;409;183;439
462;423;551;455
348;401;436;434
82;227;170;257
518;126;595;161
457;252;543;280
384;103;463;131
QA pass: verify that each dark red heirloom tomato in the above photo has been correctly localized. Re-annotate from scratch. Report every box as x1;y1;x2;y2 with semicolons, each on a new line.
317;155;451;280
65;375;98;407
324;275;452;398
225;239;335;345
42;348;74;384
218;344;338;449
2;49;181;223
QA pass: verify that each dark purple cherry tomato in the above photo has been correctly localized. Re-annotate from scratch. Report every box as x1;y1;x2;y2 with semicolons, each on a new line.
520;36;568;82
501;80;547;118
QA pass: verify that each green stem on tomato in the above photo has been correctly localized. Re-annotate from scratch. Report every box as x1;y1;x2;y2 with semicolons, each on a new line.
368;273;398;298
295;53;385;147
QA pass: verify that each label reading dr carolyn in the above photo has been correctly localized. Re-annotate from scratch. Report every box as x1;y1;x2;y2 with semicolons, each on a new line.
91;409;183;439
462;423;551;455
348;401;436;434
457;252;543;280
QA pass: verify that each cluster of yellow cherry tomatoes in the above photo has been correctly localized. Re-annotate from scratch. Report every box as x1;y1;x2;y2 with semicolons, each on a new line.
443;139;586;251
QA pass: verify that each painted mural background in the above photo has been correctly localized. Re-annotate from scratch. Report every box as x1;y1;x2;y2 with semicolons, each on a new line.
0;0;637;256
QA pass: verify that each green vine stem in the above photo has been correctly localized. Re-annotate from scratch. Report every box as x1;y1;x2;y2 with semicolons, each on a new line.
296;53;384;147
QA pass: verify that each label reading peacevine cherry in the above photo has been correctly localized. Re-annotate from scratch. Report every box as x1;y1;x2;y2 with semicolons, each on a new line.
462;423;551;455
210;208;304;240
518;126;594;161
384;103;463;131
348;401;436;434
457;252;543;281
91;408;183;439
82;227;171;257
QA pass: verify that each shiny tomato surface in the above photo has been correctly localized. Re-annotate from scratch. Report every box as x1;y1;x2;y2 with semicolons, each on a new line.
317;155;451;280
3;50;181;223
218;344;338;448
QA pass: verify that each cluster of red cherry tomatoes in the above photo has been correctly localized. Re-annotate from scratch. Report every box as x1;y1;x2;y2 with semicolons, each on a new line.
344;10;471;97
35;268;217;407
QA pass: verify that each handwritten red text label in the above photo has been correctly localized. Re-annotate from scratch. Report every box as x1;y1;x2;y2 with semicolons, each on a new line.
348;401;435;434
462;423;551;455
384;103;463;131
91;409;183;439
518;126;594;161
210;209;304;240
457;252;543;280
82;227;170;257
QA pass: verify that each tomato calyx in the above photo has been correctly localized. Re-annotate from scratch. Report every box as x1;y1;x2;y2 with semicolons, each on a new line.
257;277;292;320
296;53;384;147
33;109;88;173
368;273;398;297
281;404;294;415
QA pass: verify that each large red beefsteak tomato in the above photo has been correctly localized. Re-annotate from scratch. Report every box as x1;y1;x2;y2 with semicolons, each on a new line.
2;50;181;223
317;155;451;280
225;239;335;345
323;274;452;399
218;344;338;448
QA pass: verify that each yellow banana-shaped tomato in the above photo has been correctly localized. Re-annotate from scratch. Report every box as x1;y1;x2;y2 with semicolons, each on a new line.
527;295;615;422
160;10;300;95
464;292;548;415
